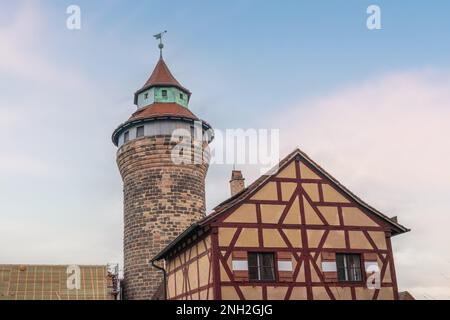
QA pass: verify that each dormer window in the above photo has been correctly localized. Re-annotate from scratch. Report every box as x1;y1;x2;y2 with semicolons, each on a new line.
162;90;168;98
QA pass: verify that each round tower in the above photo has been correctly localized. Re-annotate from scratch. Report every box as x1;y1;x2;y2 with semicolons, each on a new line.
112;53;213;300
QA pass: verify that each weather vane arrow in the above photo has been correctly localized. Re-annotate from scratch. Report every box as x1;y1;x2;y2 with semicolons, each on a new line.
154;30;167;58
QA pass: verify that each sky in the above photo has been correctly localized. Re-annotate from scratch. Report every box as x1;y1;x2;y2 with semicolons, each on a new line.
1;0;450;299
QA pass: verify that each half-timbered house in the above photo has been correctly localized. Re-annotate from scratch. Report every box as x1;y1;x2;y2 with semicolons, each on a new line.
152;149;409;300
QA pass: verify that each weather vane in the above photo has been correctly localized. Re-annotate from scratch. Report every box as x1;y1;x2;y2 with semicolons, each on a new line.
154;30;167;58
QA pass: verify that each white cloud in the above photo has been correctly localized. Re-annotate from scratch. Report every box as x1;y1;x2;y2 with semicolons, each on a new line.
0;2;85;87
0;217;119;265
0;3;45;78
0;154;49;176
272;69;450;299
0;109;20;127
0;3;122;268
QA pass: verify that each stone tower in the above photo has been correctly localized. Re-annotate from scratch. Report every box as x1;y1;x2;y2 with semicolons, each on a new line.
112;53;213;300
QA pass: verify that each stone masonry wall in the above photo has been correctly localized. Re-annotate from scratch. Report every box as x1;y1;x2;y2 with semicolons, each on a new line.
117;135;209;300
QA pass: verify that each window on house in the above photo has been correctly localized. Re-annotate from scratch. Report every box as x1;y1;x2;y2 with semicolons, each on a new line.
124;131;130;143
179;93;184;100
144;93;148;99
162;90;168;98
136;126;144;138
336;253;363;282
248;253;276;281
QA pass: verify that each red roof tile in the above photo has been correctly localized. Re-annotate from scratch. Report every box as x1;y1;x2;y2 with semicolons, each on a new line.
130;103;198;121
140;58;189;93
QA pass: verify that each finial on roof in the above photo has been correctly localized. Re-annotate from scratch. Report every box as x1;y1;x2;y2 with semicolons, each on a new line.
154;30;167;59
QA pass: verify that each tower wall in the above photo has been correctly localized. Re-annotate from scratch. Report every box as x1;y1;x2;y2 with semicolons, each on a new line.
117;134;209;300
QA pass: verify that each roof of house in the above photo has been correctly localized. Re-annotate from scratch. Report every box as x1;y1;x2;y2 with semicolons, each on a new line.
0;264;115;300
152;148;410;261
207;149;410;233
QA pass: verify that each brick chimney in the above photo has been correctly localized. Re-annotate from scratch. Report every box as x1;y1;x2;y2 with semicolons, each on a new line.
230;170;245;196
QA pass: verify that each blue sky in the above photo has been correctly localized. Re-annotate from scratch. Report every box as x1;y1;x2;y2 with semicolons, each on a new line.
2;1;449;119
1;1;450;299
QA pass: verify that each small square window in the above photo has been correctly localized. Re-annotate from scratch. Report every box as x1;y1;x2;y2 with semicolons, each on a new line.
136;126;144;138
179;93;184;100
124;131;130;143
162;90;168;98
336;253;363;282
248;252;276;282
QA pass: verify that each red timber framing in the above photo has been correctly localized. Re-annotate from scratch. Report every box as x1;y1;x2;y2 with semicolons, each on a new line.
153;149;409;300
164;232;214;300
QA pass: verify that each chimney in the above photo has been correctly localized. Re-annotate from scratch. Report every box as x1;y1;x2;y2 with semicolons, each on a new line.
230;170;245;197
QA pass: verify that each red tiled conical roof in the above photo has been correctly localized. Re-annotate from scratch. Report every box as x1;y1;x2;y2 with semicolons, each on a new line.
140;58;190;94
111;102;210;146
129;103;198;121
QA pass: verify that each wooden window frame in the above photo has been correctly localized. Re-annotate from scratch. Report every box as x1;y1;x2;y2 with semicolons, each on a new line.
336;253;364;283
247;252;277;283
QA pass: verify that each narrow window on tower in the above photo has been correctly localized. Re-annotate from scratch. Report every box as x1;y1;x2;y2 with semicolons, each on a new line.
162;89;168;99
144;92;149;100
179;93;184;100
136;126;144;138
248;252;276;282
124;131;130;143
336;253;363;282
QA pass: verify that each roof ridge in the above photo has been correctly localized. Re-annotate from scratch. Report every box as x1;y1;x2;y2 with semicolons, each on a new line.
205;148;409;234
